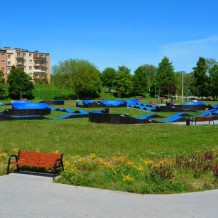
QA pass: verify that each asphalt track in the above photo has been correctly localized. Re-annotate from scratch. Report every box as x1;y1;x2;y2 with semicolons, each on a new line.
0;173;217;218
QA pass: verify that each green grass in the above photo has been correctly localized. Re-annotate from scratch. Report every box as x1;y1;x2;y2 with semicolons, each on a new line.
0;100;218;193
0;118;217;157
33;84;74;100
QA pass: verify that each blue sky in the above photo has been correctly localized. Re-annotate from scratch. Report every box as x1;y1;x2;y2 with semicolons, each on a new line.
1;0;218;73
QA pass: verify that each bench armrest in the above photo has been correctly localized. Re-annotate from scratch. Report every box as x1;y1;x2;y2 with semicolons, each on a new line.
7;154;18;164
54;158;64;169
52;158;64;180
6;154;18;174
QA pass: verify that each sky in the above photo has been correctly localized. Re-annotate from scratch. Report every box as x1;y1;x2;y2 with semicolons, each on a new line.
1;0;218;73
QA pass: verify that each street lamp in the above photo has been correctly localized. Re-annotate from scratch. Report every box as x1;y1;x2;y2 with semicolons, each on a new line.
155;81;156;99
182;71;184;103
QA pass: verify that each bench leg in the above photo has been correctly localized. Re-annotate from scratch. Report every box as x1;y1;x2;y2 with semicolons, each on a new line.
6;164;10;175
61;160;64;171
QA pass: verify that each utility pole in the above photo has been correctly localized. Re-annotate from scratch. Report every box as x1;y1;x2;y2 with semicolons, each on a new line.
182;71;184;103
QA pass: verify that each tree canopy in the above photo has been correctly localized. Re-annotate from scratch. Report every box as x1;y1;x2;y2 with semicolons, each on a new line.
156;57;176;98
52;59;101;99
7;67;34;100
113;66;133;98
191;57;209;98
132;65;150;96
0;70;7;99
101;67;116;92
209;64;218;100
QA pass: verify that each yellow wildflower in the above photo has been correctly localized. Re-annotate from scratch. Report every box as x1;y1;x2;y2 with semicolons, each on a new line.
134;165;144;171
141;159;153;165
0;152;8;159
64;160;77;172
123;174;134;182
96;158;115;169
12;148;18;153
89;153;96;159
126;161;135;166
112;155;128;164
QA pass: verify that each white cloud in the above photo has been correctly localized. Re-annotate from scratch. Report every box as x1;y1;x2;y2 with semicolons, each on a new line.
158;35;218;72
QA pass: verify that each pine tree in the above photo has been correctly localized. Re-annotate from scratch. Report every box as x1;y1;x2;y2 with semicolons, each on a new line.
191;57;209;98
156;57;176;98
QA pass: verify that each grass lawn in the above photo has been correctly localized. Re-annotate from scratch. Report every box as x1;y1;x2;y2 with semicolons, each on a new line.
0;100;218;193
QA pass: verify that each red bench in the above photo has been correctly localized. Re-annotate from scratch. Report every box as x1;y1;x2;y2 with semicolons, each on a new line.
193;116;214;125
6;150;64;179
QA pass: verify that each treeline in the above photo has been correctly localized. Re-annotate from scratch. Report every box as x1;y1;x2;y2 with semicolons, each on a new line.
52;57;218;100
1;57;218;100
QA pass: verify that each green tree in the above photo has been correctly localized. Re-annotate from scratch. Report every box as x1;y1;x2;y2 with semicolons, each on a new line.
7;67;34;99
132;65;149;96
175;72;194;98
156;57;176;98
52;59;101;99
191;57;209;98
0;70;7;99
101;67;116;92
113;66;133;98
206;58;218;72
209;64;218;100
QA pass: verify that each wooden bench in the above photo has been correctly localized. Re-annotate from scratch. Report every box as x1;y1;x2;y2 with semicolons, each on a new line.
193;116;214;125
6;150;64;179
135;96;142;100
150;100;159;104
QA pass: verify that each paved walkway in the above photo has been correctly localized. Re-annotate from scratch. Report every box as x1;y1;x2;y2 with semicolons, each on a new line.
0;173;217;218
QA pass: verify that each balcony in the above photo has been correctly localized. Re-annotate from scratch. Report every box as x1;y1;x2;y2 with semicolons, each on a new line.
16;60;24;64
34;63;46;67
16;55;24;59
33;71;47;79
33;54;46;60
16;63;24;66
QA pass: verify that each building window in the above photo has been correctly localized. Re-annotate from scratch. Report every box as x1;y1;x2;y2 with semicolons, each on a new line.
8;61;11;65
1;54;4;57
8;54;11;58
23;53;26;57
29;53;32;57
29;66;32;70
24;59;26;63
1;61;4;64
29;60;32;63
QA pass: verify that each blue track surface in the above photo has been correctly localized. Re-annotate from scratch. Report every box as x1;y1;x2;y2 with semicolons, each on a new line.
153;113;190;123
53;110;89;120
12;101;56;110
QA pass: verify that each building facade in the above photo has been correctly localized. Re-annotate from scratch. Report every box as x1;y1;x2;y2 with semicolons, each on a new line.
0;47;50;82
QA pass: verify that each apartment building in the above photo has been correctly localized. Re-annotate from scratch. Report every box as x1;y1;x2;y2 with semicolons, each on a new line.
0;47;50;82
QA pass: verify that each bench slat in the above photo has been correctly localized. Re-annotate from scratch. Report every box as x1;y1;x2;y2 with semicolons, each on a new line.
7;150;64;179
194;116;214;125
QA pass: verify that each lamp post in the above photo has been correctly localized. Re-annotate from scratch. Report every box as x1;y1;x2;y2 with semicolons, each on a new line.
182;71;184;103
155;81;156;99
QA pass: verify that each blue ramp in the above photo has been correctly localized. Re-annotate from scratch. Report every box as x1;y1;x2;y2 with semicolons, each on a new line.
153;113;190;123
53;110;89;120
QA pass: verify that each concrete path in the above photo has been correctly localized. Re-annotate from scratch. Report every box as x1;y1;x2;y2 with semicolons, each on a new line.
0;173;217;218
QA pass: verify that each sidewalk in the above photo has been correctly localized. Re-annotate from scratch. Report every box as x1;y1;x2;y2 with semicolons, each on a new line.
0;173;218;218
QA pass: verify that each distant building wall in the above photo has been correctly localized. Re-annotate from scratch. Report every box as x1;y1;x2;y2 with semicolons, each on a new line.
0;47;50;82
